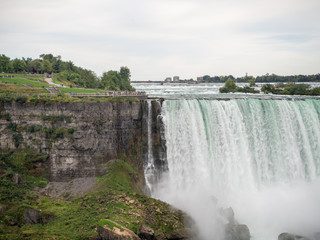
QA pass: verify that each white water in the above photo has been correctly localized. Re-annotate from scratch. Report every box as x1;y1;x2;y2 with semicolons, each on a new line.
152;99;320;240
144;100;155;192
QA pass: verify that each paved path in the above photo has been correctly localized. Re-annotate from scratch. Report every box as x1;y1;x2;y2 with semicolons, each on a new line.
45;77;66;88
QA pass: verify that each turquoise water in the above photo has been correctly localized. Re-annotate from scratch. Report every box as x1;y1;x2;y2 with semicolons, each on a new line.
151;98;320;240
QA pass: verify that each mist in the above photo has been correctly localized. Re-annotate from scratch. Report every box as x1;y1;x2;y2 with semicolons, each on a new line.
149;99;320;240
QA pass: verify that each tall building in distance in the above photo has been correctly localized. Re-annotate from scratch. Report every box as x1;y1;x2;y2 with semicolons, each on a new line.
173;76;180;82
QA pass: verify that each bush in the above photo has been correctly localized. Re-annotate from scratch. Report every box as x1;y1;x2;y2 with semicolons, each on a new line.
12;133;23;148
8;122;17;131
5;113;11;121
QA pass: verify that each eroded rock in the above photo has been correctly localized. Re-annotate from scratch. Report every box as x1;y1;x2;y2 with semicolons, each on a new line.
98;220;140;240
139;224;154;240
220;207;235;224
278;232;310;240
23;208;40;224
225;223;250;240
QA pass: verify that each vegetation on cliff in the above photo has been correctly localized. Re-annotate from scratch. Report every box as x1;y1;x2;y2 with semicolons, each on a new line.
0;92;140;104
0;157;191;239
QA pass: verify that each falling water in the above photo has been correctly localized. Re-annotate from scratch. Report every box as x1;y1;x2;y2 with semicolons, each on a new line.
152;99;320;240
144;100;155;192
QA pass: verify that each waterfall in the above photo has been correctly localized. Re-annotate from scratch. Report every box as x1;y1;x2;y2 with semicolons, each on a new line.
152;98;320;240
144;100;155;192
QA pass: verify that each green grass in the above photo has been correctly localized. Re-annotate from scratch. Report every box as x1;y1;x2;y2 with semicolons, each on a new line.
98;219;124;231
0;73;44;81
59;88;109;94
52;75;73;86
0;77;51;88
0;159;189;240
0;83;47;94
0;149;49;202
0;92;140;104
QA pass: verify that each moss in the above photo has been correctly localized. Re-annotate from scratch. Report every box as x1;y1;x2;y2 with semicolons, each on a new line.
5;113;11;121
41;114;72;124
12;133;23;148
0;148;49;202
8;122;17;131
0;159;189;240
98;219;124;231
0;92;141;105
40;127;75;140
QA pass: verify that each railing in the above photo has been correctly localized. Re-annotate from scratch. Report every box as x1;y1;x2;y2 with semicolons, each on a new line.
68;91;147;98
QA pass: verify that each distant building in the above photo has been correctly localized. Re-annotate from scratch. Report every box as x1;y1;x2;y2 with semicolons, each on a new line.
173;76;180;82
197;77;203;82
164;77;172;82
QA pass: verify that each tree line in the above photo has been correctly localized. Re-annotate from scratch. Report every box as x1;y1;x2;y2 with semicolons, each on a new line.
201;73;320;83
219;78;320;96
0;54;134;91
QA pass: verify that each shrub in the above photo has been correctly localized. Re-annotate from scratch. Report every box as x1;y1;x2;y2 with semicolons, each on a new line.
12;133;23;148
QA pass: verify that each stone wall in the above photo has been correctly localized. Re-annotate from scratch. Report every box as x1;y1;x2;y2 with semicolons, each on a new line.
0;100;145;182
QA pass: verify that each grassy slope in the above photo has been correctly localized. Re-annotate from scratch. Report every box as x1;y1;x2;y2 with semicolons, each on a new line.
59;88;108;94
0;157;188;240
0;84;48;94
0;77;50;88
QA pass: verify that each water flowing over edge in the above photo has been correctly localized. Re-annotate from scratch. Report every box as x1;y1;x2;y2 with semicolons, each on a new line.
148;98;320;240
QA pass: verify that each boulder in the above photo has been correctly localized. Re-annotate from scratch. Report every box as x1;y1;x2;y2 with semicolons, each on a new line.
278;233;310;240
139;224;154;240
220;207;235;224
225;223;250;240
155;231;166;240
314;232;320;240
23;208;53;225
24;208;41;224
98;220;140;240
164;228;192;240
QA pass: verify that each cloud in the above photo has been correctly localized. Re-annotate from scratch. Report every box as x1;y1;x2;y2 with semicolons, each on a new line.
1;0;320;80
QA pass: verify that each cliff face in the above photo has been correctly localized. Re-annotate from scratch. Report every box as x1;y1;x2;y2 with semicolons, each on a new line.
0;101;144;182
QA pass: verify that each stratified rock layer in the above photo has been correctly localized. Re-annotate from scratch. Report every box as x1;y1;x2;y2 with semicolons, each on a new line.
0;101;144;182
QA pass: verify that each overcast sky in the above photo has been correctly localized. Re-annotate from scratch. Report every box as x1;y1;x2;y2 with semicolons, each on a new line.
1;0;320;81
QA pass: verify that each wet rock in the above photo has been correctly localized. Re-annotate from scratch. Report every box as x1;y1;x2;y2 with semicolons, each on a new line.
278;233;310;240
314;232;320;240
220;207;235;224
165;228;192;240
139;224;154;239
98;220;140;240
225;223;250;240
155;231;166;240
24;208;40;224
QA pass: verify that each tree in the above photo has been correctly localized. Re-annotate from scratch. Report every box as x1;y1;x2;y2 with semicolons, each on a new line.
41;59;53;73
99;67;134;91
219;78;237;93
119;66;133;90
29;59;42;73
12;59;27;73
0;54;12;72
100;70;121;90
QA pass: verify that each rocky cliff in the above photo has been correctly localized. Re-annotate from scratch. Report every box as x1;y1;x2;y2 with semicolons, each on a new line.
0;98;196;240
0;100;145;182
